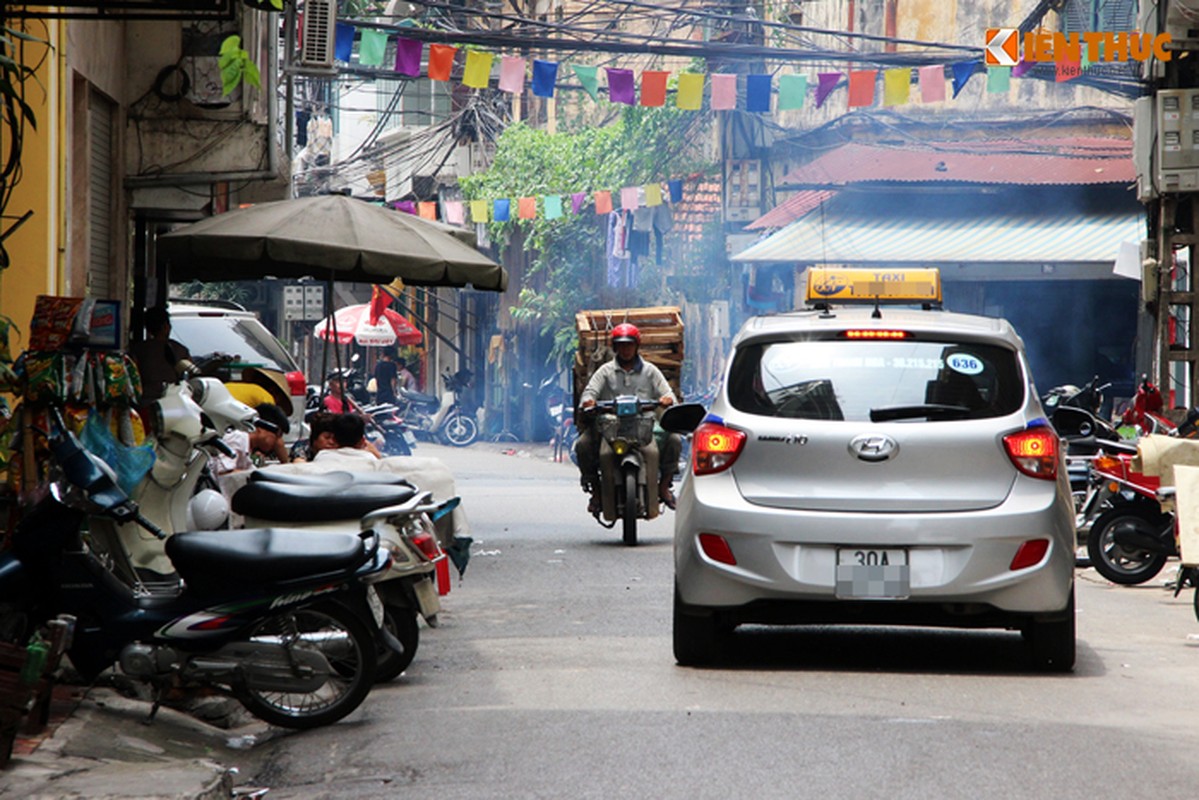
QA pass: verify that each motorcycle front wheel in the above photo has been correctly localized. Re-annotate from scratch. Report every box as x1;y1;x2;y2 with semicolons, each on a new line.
234;600;376;730
1086;504;1172;585
441;412;479;447
622;467;638;546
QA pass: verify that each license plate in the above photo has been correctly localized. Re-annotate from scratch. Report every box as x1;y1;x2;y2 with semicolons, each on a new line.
412;576;441;621
835;548;910;599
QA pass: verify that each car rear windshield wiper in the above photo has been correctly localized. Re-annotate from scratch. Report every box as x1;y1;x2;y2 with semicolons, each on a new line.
869;404;972;422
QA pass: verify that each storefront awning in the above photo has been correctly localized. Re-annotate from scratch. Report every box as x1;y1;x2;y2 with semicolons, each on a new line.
732;210;1146;267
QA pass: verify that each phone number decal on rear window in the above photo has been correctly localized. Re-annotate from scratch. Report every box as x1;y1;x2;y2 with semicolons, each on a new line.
888;357;944;370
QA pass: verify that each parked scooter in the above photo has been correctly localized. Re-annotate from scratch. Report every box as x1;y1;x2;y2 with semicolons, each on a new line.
232;471;455;681
1085;450;1176;584
0;411;392;729
357;402;418;456
398;368;478;447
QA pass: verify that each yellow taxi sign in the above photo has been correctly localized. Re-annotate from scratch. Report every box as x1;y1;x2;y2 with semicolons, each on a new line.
805;267;942;305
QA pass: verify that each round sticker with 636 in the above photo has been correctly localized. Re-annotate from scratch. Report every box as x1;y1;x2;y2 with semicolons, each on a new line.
947;353;984;375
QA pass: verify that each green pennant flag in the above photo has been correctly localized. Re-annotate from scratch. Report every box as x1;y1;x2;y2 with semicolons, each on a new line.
986;66;1011;93
778;74;807;110
544;195;564;220
359;29;388;67
572;64;599;100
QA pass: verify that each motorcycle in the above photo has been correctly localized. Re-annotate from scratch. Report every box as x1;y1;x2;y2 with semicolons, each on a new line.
1085;448;1176;584
232;470;456;681
398;368;478;447
0;410;393;729
539;373;577;464
582;395;667;546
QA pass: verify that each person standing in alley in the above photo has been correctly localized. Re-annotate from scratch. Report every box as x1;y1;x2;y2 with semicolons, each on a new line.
129;306;191;403
374;351;400;405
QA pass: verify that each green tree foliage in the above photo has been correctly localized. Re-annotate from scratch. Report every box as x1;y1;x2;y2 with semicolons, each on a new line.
460;106;711;366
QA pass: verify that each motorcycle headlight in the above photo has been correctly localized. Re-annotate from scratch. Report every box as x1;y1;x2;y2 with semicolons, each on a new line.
612;439;628;456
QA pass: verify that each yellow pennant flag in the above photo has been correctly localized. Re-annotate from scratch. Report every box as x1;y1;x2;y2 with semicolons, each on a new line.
676;73;704;110
644;183;662;207
463;51;494;89
883;67;911;106
470;199;489;222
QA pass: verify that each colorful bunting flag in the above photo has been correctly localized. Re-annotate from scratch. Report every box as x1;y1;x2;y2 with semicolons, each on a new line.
428;44;457;82
594;191;613;215
573;64;600;100
518;196;536;219
418;201;437;221
641;71;669;107
645;183;662;207
847;70;877;107
951;60;978;98
918;65;945;102
676;73;704;110
883;68;910;106
746;74;772;113
359;29;387;67
445;201;465;225
532;60;558;98
469;199;489;223
667;179;683;204
987;66;1011;92
395;38;422;77
815;73;840;108
571;192;587;214
335;23;355;63
778;74;806;110
607;68;635;105
463;50;493;89
493;198;511;222
544;195;563;219
620;186;639;211
711;74;736;110
499;56;525;93
394;200;416;215
1012;59;1034;79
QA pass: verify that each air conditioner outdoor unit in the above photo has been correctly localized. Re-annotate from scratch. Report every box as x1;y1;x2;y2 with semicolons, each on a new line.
300;0;337;70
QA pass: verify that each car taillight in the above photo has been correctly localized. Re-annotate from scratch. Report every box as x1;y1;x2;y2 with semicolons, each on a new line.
285;370;307;396
693;422;747;475
1003;428;1058;480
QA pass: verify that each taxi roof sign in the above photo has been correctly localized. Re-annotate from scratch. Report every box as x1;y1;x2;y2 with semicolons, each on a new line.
805;268;942;306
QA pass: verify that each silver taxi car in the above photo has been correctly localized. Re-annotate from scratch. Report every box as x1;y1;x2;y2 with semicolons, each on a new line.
671;269;1076;671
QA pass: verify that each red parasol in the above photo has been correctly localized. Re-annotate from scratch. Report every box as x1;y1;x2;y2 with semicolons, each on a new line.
314;304;423;347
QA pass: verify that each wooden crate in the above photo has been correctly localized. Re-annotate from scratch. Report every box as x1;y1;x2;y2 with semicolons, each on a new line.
573;306;683;408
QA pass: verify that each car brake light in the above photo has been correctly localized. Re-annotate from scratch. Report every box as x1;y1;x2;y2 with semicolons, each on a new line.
693;422;747;475
410;530;442;561
285;370;307;396
1010;539;1049;570
1003;428;1059;480
842;330;910;339
699;533;736;565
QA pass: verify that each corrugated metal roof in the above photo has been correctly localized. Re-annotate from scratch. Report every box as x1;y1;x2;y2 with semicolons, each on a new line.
732;209;1145;264
747;190;836;231
779;138;1133;187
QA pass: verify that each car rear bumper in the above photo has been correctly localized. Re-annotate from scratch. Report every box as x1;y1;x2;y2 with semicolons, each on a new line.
673;471;1076;623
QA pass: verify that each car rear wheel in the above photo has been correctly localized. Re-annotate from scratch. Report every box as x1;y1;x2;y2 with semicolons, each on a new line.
673;587;731;666
1022;590;1075;672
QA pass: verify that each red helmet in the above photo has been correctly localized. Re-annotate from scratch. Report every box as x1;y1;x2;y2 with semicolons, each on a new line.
611;323;641;345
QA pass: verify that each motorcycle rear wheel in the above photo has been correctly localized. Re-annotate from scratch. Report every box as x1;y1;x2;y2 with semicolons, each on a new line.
441;413;478;447
622;468;638;546
375;603;420;683
1086;504;1171;585
235;601;376;730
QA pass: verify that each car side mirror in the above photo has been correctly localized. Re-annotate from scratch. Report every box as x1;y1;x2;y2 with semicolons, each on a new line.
661;402;706;434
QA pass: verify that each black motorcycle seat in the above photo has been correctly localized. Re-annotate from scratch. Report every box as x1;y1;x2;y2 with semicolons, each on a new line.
232;481;418;522
401;389;440;408
166;528;365;587
249;470;414;488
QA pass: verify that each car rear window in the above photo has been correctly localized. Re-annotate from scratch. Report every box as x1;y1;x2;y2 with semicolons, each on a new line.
727;339;1023;422
170;316;297;373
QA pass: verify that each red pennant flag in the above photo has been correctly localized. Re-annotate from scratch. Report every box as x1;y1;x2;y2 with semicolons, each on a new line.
369;279;405;324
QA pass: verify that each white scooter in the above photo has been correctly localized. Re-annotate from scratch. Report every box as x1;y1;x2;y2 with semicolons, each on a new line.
398;368;478;447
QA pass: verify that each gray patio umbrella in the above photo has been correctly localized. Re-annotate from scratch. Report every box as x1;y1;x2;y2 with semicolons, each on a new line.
157;194;506;291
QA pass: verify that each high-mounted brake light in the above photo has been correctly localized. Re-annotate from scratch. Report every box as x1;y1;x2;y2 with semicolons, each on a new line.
1003;428;1059;480
842;330;910;340
693;422;747;475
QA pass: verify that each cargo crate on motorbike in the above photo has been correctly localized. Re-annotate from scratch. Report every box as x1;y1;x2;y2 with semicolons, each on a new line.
572;306;684;411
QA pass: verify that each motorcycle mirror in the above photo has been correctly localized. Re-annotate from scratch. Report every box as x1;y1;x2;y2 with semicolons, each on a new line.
1050;406;1098;438
660;403;706;434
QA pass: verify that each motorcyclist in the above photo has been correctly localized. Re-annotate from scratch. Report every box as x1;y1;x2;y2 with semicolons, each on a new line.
577;323;681;513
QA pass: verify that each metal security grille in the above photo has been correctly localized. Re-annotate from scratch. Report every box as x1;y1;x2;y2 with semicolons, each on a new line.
87;89;114;300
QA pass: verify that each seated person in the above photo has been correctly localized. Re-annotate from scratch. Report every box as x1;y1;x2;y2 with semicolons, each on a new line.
312;413;384;462
215;403;290;473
